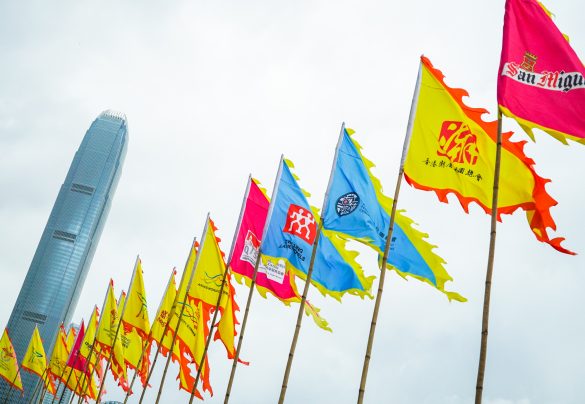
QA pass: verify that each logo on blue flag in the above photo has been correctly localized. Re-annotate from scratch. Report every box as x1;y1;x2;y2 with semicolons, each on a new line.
335;192;360;217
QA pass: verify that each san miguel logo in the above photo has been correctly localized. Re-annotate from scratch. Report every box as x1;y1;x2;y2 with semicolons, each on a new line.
502;51;585;92
335;192;360;217
437;121;479;165
241;230;260;265
283;204;316;245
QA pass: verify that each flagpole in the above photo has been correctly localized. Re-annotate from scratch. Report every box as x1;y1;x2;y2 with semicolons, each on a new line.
56;366;74;404
74;333;99;404
125;268;177;404
474;108;503;404
137;269;183;404
95;255;140;404
154;225;207;404
224;158;284;404
50;363;68;404
277;123;347;403
189;176;252;403
138;239;196;404
38;369;51;403
357;62;422;404
2;364;22;404
28;368;47;404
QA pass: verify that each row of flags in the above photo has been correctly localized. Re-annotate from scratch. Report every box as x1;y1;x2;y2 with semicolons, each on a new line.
1;0;582;401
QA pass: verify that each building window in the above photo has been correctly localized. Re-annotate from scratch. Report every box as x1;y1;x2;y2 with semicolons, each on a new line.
53;230;77;243
22;310;47;324
71;183;95;196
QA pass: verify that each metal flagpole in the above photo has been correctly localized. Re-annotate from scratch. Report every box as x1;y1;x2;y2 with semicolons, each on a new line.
95;255;140;404
50;362;68;404
154;223;207;404
474;109;503;404
223;158;284;404
278;123;346;404
188;176;252;404
357;62;422;404
138;239;196;404
38;369;52;403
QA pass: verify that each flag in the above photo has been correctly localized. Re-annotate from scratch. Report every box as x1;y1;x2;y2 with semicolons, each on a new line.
95;280;128;390
150;268;177;352
322;125;464;301
229;176;331;330
261;158;374;300
112;291;129;392
66;321;87;373
79;306;100;372
22;325;55;395
187;216;229;309
48;325;69;382
230;177;301;303
0;328;23;392
404;55;573;254
159;240;213;396
498;0;585;145
66;327;76;352
121;258;151;386
123;258;151;338
186;215;244;364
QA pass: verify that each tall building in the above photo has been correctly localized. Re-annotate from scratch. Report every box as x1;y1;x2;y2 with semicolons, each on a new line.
0;111;128;402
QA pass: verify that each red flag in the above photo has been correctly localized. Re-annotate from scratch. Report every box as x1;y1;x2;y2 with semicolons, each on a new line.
498;0;585;144
66;321;87;374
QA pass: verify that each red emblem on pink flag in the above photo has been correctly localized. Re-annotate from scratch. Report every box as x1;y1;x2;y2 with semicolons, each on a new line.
498;0;585;144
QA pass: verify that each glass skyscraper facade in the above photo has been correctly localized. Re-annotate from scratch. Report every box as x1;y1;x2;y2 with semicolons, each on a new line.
0;111;128;403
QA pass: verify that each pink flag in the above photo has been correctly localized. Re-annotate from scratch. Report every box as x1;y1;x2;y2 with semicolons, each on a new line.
229;178;300;302
66;321;87;373
498;0;585;145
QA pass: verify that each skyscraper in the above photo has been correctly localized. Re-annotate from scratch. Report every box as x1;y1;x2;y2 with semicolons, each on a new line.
0;111;128;402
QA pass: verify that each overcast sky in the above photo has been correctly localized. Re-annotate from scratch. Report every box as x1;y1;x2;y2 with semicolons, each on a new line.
1;1;584;403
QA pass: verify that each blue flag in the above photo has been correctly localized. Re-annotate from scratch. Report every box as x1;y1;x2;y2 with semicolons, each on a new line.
261;157;373;300
322;126;465;301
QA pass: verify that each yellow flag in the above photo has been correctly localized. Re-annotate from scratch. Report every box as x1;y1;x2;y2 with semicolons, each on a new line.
403;56;573;254
0;328;23;391
66;327;76;352
214;277;237;359
151;269;177;347
22;326;48;376
96;280;119;349
187;217;229;308
48;325;69;381
79;306;99;370
111;291;129;391
123;258;151;336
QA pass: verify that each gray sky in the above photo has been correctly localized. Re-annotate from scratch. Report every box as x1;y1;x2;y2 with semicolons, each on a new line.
1;0;584;403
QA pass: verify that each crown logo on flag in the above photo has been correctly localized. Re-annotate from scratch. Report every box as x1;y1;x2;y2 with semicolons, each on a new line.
520;51;538;72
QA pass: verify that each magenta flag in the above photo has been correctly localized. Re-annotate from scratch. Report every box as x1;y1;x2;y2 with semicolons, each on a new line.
498;0;585;145
229;177;300;302
66;320;87;373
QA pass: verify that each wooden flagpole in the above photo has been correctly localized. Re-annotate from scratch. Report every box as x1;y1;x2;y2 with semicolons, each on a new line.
138;264;187;404
38;369;52;403
73;335;99;404
278;123;347;404
50;362;68;404
154;225;207;404
224;159;284;404
28;368;48;404
357;63;422;404
95;255;140;404
2;364;22;404
189;177;252;404
125;267;177;404
56;365;74;404
474;109;503;404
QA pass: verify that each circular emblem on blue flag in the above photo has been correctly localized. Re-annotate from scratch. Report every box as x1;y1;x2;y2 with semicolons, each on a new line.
335;192;360;217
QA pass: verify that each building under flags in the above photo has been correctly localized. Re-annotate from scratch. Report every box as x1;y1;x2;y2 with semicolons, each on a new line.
0;111;128;403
